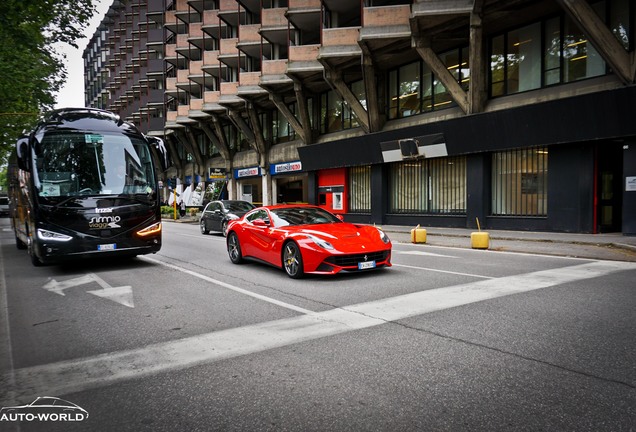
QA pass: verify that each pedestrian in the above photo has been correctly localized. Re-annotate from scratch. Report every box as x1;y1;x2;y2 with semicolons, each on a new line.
179;199;186;217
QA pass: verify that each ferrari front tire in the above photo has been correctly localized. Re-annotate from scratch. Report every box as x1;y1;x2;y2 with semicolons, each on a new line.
283;241;304;279
227;232;243;264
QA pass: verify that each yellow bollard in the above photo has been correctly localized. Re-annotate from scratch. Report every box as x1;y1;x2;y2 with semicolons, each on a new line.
471;217;489;249
411;224;427;244
471;231;490;249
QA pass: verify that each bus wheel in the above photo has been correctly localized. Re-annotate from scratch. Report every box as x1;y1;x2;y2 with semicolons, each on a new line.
27;236;42;267
15;234;26;250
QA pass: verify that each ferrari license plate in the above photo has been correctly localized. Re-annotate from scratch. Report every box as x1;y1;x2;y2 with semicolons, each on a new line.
358;260;376;270
98;243;117;251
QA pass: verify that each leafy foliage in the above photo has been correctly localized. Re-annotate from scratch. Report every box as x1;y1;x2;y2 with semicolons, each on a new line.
0;0;97;165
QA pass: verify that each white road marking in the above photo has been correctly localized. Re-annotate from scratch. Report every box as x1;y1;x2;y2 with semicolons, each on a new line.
42;273;134;308
392;263;494;279
4;260;635;404
395;250;458;258
140;256;314;315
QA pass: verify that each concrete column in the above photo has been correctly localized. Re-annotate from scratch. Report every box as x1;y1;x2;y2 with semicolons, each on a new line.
228;178;236;200
272;178;279;205
261;173;272;206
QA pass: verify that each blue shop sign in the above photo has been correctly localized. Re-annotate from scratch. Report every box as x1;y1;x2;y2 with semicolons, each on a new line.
270;161;302;175
234;166;261;178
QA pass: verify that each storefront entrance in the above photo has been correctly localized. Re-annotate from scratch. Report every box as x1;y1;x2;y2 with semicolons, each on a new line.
596;142;623;233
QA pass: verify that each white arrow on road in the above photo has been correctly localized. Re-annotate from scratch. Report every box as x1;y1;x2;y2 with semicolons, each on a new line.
42;273;134;308
42;274;97;296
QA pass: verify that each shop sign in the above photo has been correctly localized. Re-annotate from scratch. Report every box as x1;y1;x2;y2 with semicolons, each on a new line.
627;176;636;192
208;168;227;180
270;161;302;175
235;166;261;178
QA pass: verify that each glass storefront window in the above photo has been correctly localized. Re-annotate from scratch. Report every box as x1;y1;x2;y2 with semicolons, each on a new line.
348;166;371;213
491;147;548;216
389;156;466;214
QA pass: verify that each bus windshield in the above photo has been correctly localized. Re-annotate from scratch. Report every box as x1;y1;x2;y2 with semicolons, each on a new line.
33;131;156;203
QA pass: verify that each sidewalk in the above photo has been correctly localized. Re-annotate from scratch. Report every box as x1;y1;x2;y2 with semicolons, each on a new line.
163;215;636;262
378;225;636;262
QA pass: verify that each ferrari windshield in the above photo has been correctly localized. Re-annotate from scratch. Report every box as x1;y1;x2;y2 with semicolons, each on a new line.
33;131;156;203
270;207;341;227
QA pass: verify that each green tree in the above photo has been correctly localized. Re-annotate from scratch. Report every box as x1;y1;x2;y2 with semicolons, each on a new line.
0;0;97;165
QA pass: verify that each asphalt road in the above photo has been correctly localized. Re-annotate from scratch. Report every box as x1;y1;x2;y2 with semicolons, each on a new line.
1;218;635;431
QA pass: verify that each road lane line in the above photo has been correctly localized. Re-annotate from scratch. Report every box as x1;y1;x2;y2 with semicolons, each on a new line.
4;260;635;404
395;250;459;258
392;263;494;279
139;256;314;315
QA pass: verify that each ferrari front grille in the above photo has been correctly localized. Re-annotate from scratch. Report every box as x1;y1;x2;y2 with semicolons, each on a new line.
325;250;389;267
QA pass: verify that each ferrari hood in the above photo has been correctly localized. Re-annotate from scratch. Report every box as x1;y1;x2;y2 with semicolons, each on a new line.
293;223;389;251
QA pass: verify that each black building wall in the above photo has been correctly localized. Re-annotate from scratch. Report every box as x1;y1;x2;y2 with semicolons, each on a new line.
623;139;636;235
547;144;595;233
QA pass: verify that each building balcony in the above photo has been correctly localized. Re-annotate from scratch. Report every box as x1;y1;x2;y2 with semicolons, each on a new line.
319;27;361;59
260;59;292;88
237;24;261;59
218;0;240;27
188;22;205;50
360;4;411;45
202;50;224;77
188;97;210;120
288;44;322;74
166;77;178;97
238;71;267;98
164;10;187;34
176;69;192;90
219;37;241;70
203;90;225;113
260;8;287;46
202;10;226;38
219;81;243;107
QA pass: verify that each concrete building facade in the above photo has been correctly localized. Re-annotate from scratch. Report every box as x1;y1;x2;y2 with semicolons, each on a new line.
83;0;636;234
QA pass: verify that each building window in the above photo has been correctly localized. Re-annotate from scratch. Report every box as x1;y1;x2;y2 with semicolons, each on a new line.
320;85;361;134
273;106;296;144
388;47;466;119
389;156;466;214
348;166;371;213
490;4;614;97
491;147;548;216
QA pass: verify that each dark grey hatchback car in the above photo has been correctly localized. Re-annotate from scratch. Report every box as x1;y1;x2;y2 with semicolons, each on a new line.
200;200;255;236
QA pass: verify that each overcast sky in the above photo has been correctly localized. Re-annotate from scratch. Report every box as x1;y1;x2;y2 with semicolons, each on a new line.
54;0;112;109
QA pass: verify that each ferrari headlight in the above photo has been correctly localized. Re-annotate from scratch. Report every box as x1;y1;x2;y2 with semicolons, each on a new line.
37;228;72;242
306;234;334;250
378;228;390;244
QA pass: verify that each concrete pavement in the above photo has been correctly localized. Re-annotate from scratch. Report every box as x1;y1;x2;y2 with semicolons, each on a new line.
163;215;636;262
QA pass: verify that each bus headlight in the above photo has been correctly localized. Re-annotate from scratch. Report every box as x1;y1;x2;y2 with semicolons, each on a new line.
37;229;72;242
136;222;162;237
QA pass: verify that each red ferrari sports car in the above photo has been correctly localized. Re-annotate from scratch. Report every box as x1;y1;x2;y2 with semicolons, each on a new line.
226;205;392;278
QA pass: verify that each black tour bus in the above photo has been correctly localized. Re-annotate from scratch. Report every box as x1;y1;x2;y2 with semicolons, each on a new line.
8;108;166;265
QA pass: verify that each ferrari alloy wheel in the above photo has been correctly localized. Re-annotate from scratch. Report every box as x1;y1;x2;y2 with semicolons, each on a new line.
283;241;304;279
227;232;243;264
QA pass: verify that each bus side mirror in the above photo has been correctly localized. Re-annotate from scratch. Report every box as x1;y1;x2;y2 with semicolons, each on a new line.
146;136;169;170
16;136;30;171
